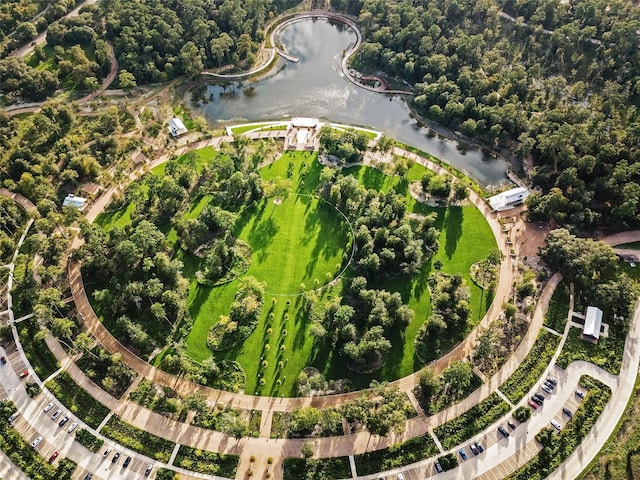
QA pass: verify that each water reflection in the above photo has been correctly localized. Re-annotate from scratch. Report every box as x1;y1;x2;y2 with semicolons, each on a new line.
189;18;510;188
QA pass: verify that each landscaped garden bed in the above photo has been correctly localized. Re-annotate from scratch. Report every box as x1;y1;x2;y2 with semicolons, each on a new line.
354;435;439;475
173;445;239;477
17;318;59;379
543;281;571;332
75;429;105;453
45;372;110;429
75;347;136;398
500;330;561;403
556;326;624;375
101;416;174;462
434;393;510;449
284;456;352;480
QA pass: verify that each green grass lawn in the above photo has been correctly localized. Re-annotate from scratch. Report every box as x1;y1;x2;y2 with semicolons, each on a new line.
95;145;496;396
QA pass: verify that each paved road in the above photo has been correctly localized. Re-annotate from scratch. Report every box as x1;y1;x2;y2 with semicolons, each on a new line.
9;0;101;58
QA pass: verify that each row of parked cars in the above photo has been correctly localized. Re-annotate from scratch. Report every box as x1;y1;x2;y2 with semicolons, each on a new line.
11;399;154;478
526;377;580;431
102;446;153;476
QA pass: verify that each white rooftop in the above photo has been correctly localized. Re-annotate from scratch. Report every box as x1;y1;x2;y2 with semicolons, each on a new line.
291;117;319;128
168;117;188;137
488;187;529;211
583;306;603;339
63;194;88;210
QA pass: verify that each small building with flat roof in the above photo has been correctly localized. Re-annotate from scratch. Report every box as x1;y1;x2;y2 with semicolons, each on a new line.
582;306;603;342
168;117;188;138
62;194;88;211
488;187;530;212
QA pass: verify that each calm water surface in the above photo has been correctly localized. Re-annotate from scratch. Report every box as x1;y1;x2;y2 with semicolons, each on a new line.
189;19;510;188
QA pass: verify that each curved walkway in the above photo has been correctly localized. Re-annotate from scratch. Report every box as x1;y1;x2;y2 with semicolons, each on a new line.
0;188;37;213
77;41;118;103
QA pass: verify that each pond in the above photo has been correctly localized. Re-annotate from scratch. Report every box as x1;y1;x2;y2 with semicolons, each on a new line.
189;17;511;189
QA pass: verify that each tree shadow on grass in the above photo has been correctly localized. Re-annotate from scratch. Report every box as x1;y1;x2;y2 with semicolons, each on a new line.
247;216;279;260
444;206;463;259
303;202;350;280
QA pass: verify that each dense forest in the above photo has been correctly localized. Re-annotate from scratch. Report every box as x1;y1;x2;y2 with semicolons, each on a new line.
104;0;296;82
0;0;81;57
0;7;110;100
344;0;640;231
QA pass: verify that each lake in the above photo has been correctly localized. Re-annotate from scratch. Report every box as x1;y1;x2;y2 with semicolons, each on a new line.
188;18;511;188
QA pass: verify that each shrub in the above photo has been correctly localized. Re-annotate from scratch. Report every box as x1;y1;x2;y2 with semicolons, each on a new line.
513;406;531;423
75;429;104;453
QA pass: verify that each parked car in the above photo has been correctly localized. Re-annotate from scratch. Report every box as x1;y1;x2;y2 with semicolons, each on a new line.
48;451;59;463
534;392;545;403
508;420;517;429
498;425;510;438
112;452;121;464
528;399;539;409
551;419;562;430
31;436;43;448
144;465;153;476
397;474;405;480
576;390;585;399
469;443;478;455
547;377;558;386
51;409;62;421
58;416;69;427
459;448;468;460
475;442;484;453
123;456;132;468
541;384;553;394
103;447;112;458
544;380;555;390
83;474;93;480
0;356;6;365
67;422;78;433
43;403;54;413
19;370;28;379
532;396;544;406
563;407;573;418
8;412;19;422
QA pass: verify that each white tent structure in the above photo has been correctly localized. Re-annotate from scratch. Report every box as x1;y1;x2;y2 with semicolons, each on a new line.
583;306;603;341
168;117;188;137
488;187;530;212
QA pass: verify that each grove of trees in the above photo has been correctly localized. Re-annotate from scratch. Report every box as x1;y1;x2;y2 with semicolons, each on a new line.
104;0;298;82
341;0;640;231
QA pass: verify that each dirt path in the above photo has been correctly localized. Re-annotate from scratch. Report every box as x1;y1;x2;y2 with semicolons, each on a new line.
77;41;118;103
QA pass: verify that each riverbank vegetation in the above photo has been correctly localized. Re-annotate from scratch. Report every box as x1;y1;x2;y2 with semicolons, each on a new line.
341;0;640;232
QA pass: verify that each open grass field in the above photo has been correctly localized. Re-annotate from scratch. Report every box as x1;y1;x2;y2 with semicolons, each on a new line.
95;144;496;396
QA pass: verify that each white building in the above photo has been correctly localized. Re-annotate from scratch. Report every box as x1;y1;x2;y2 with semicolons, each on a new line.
583;306;603;342
488;187;530;212
62;194;88;211
168;117;188;137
